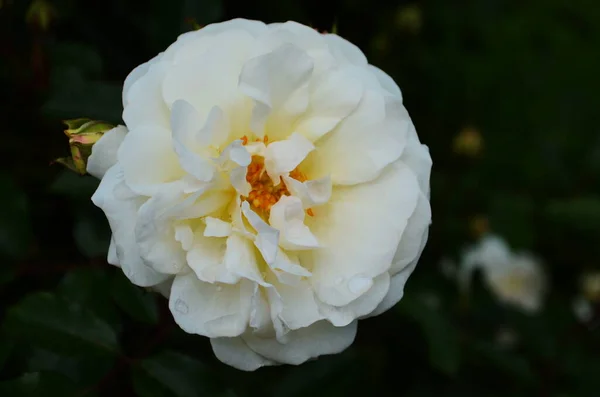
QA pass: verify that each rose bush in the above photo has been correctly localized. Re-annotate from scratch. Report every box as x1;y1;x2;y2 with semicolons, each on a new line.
88;19;432;370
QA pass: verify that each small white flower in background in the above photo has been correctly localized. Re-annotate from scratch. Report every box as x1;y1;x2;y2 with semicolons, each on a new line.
459;234;546;314
86;19;432;370
572;271;600;323
572;296;593;323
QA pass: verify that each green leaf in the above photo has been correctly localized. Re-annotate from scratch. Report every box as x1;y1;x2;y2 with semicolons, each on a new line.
271;349;359;397
0;372;86;397
73;206;111;258
0;328;14;371
49;42;104;78
111;271;159;324
132;350;219;397
399;296;461;375
43;67;122;122
4;292;119;357
50;170;99;199
57;267;122;332
27;347;114;387
470;340;535;384
545;197;600;235
0;173;32;260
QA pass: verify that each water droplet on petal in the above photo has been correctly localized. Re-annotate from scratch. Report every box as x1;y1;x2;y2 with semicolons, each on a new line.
174;298;189;314
347;275;373;294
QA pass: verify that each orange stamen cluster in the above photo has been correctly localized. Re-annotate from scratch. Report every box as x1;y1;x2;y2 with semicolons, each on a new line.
241;136;313;216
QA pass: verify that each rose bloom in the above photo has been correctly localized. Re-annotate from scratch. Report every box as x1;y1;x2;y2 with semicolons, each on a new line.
459;235;546;313
88;19;432;370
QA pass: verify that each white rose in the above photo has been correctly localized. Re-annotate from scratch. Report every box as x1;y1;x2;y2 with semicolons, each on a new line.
459;234;546;313
88;19;432;370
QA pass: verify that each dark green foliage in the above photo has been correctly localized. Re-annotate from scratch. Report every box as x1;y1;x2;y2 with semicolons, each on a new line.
1;0;599;396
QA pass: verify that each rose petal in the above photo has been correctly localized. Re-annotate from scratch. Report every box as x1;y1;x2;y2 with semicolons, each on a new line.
91;165;168;287
174;223;194;251
305;161;420;306
319;272;391;326
242;320;357;365
282;175;332;208
264;133;314;185
135;189;188;274
389;190;431;274
169;273;254;338
87;125;127;179
118;125;183;196
239;44;313;137
241;201;279;264
269;196;319;250
204;217;232;237
295;67;363;142
401;124;432;196
186;231;238;284
323;34;368;66
305;93;410;186
123;61;170;130
368;64;403;98
211;337;275;371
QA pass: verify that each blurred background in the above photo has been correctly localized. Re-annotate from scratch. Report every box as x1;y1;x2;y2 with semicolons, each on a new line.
1;0;599;396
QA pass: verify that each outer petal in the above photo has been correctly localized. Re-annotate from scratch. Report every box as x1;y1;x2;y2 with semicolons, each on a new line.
123;61;151;108
165;20;267;63
368;229;429;317
368;64;403;99
295;67;363;142
242;320;357;365
275;278;324;329
107;237;119;266
87;125;127;179
318;272;390;326
169;272;254;338
135;189;188;275
211;337;275;371
162;37;255;125
389;191;431;274
262;21;334;75
123;61;170;130
118;125;183;196
401;124;432;196
91;165;168;287
323;34;368;66
239;44;313;137
305;161;420;306
369;260;418;318
305;92;410;185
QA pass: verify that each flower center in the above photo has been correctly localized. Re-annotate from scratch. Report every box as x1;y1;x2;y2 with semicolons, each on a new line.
241;136;313;216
